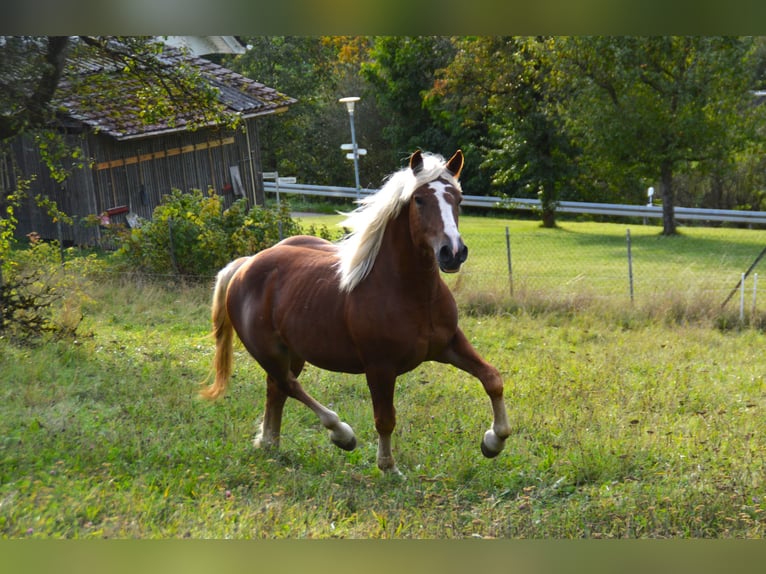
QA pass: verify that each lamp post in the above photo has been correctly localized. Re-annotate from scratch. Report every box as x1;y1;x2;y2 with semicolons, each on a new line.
339;96;361;199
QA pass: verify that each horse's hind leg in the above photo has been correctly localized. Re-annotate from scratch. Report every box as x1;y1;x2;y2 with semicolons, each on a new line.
255;356;304;449
258;359;357;452
253;375;288;449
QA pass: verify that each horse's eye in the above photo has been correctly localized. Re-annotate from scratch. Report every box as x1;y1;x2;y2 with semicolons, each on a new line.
414;196;424;206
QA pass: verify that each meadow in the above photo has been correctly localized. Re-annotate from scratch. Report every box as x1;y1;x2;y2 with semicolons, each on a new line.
2;215;766;538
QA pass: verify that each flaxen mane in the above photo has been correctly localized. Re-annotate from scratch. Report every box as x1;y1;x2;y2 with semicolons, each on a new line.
335;153;460;292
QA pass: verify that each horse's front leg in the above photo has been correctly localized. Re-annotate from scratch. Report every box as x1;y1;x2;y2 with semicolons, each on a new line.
364;366;402;475
437;328;511;458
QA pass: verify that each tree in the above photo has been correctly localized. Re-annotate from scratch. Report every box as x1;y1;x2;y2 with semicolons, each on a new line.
223;37;344;184
225;36;401;189
424;36;496;197
553;36;761;235
428;37;579;226
0;36;69;141
485;37;579;227
361;37;457;164
1;36;232;144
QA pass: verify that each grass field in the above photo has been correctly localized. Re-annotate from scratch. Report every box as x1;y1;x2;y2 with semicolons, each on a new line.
2;215;766;538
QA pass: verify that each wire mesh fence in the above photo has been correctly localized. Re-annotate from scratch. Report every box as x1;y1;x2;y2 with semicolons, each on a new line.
442;220;766;321
25;209;766;324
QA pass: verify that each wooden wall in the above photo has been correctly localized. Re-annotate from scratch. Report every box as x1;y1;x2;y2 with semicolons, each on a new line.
5;119;264;246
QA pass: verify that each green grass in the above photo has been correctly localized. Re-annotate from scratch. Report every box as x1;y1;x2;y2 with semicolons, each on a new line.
3;216;766;538
3;280;766;538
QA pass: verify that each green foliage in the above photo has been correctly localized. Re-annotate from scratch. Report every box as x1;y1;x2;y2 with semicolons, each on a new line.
423;37;498;196
224;37;352;186
0;180;23;267
550;36;764;234
0;180;74;340
361;36;457;162
114;188;302;280
1;176;90;341
0;235;102;341
554;37;757;168
426;37;583;224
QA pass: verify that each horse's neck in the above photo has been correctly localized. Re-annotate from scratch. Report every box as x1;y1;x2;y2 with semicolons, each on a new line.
372;209;440;294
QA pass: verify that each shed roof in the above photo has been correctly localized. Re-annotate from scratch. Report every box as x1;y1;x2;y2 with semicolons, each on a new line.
160;36;246;57
55;42;296;141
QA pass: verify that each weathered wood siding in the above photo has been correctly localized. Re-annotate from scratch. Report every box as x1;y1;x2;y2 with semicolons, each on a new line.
6;118;264;246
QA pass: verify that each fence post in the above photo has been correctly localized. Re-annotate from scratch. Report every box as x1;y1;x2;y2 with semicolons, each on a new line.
721;244;766;309
505;226;513;297
752;273;759;318
740;272;746;323
626;229;634;304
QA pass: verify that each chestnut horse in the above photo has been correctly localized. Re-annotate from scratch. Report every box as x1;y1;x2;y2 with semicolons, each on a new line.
201;150;511;474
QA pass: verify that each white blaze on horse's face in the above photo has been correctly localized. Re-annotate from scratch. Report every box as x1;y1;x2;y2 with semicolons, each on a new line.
430;180;461;254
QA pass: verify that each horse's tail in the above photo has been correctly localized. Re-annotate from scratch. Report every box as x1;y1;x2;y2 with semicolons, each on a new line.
199;257;250;400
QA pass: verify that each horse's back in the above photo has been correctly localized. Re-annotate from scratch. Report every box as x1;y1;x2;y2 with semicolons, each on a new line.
224;235;365;373
278;234;338;253
232;235;341;297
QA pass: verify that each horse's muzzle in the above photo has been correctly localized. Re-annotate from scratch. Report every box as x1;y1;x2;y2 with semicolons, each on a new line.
438;239;468;273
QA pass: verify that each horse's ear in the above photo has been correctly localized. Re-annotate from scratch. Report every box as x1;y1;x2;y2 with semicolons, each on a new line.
446;150;464;180
409;150;423;174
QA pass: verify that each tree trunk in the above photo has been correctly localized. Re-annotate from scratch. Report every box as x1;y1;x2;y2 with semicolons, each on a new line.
0;36;70;141
541;206;557;228
660;160;677;235
539;181;557;228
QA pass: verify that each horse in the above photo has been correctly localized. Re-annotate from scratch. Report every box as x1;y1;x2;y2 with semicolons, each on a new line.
200;150;511;474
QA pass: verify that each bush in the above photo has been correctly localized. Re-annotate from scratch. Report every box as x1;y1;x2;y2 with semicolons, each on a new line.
0;235;103;342
114;189;303;280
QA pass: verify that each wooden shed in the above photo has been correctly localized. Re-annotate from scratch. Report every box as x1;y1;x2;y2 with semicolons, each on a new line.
4;41;296;246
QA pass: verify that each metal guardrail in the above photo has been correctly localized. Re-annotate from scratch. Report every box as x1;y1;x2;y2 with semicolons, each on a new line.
264;182;766;225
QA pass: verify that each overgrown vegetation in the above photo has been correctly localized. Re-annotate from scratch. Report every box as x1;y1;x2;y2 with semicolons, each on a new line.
0;187;313;340
112;188;305;280
0;235;102;342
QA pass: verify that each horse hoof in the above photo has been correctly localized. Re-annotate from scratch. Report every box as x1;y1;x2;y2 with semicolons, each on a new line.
481;440;500;458
332;434;357;451
377;459;404;478
384;465;405;479
330;422;357;451
480;429;505;458
253;430;279;450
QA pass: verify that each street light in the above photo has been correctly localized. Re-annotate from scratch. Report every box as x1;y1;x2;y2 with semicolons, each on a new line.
339;96;361;199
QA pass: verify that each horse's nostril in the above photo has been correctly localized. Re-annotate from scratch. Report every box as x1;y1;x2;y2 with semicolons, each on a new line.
439;245;452;261
459;243;468;263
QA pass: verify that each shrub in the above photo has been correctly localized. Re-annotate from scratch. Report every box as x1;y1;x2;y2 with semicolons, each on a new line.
0;235;102;341
114;188;303;280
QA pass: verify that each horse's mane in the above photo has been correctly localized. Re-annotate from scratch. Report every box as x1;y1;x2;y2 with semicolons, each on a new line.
335;152;459;292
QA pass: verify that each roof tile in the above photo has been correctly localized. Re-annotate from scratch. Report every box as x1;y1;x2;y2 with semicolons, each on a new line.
55;45;296;140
